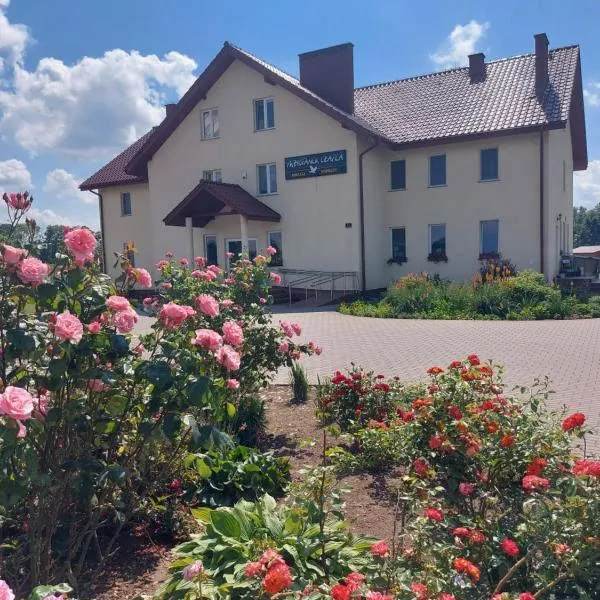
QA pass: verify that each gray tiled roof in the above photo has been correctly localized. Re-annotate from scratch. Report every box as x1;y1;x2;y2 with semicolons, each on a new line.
354;46;579;145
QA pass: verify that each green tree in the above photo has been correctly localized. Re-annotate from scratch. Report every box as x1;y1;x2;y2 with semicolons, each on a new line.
573;203;600;247
38;224;64;263
0;222;38;246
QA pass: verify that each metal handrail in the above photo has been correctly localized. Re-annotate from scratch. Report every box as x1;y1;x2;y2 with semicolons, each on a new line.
272;269;358;304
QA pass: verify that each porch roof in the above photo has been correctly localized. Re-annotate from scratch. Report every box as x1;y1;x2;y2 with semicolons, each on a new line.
163;180;281;227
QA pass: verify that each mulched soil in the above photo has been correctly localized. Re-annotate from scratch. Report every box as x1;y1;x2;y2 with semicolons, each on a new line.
91;386;396;599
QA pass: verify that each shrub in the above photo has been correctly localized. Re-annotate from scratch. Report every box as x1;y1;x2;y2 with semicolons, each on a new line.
180;445;290;507
290;361;309;403
154;468;384;599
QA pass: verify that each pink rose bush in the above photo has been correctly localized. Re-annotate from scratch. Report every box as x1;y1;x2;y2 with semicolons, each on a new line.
0;386;34;421
1;244;25;265
64;226;97;265
17;257;49;286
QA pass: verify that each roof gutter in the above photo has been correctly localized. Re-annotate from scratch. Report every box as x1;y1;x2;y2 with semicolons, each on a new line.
88;190;107;274
358;137;379;291
539;127;545;277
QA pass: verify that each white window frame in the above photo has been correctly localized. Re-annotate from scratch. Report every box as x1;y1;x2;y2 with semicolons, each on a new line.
201;108;219;140
480;147;499;182
267;230;283;266
202;169;222;183
257;163;278;195
390;159;406;191
428;223;446;255
390;227;406;261
479;219;499;255
428;154;447;187
254;97;275;131
120;192;132;217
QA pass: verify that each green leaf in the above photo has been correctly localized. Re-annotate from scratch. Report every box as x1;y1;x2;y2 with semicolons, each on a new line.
106;394;128;416
189;376;211;406
7;328;36;352
110;333;130;355
210;510;242;538
226;402;236;418
106;464;127;486
137;362;173;391
35;282;58;303
191;507;213;524
28;583;73;600
162;412;181;438
194;457;213;479
49;358;68;378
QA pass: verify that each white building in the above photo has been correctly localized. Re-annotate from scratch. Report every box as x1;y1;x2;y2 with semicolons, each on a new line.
81;33;587;291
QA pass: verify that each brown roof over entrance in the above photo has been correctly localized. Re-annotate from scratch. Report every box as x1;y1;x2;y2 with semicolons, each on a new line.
163;180;281;227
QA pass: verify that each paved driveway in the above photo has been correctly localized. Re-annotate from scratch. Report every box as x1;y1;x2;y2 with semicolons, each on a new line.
135;312;600;452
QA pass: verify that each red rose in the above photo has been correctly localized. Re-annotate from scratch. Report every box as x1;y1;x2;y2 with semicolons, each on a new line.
501;538;520;557
427;366;444;375
526;457;548;476
522;475;550;492
500;434;516;448
424;507;443;522
331;584;351;600
467;354;481;365
262;562;292;594
562;412;585;432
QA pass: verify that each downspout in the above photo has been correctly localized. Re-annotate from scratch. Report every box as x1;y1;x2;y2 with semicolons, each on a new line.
358;137;379;291
88;189;107;274
539;127;545;277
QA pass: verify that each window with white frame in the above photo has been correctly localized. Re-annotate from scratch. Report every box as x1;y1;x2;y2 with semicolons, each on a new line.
202;169;222;183
267;231;283;266
201;108;219;140
429;154;446;187
204;234;218;265
480;148;499;181
390;227;406;262
121;192;132;216
480;220;499;256
257;163;277;195
254;98;275;131
428;224;446;258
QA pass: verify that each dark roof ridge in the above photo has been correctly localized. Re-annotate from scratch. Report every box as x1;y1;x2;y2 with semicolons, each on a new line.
354;44;579;92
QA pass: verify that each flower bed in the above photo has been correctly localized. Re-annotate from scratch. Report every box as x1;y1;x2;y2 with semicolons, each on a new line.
340;271;600;320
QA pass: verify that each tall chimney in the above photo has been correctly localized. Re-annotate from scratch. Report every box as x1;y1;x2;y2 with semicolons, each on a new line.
165;103;176;117
534;33;549;100
299;43;354;114
468;53;486;82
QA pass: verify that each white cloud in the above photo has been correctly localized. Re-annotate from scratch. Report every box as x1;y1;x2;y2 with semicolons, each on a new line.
44;168;96;204
574;159;600;208
0;158;32;192
583;84;600;107
0;0;31;67
27;206;74;227
0;49;197;158
431;20;489;69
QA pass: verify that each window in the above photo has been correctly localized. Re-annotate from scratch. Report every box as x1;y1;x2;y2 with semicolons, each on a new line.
390;228;406;262
267;231;283;266
204;234;218;265
428;224;446;258
254;98;275;131
480;148;499;181
480;220;499;256
121;192;132;216
390;160;406;190
201;108;219;139
257;163;277;195
202;169;222;183
429;155;446;186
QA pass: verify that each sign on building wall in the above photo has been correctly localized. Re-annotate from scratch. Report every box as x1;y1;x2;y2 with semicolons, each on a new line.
284;150;347;180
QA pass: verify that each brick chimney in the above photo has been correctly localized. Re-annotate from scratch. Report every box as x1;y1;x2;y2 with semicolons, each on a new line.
468;53;486;82
165;103;176;117
535;33;549;100
299;43;354;114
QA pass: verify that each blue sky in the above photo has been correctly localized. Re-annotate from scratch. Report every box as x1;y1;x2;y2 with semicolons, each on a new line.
1;0;600;229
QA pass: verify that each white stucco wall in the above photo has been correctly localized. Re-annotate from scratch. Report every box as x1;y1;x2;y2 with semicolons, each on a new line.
101;183;151;280
363;132;550;286
145;58;361;280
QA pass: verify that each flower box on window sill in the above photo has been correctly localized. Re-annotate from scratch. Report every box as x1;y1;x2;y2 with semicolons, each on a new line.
427;253;448;263
479;252;500;261
387;257;407;265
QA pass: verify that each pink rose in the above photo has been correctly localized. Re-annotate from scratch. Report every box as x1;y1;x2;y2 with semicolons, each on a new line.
194;256;206;267
64;227;97;265
216;344;241;371
266;246;277;256
270;272;282;285
253;255;266;265
161;282;173;289
191;328;223;351
133;268;152;288
195;294;220;317
55;312;84;343
1;244;26;265
226;252;234;258
156;259;169;269
279;320;295;338
3;191;31;211
159;302;194;329
134;343;145;356
459;482;475;496
291;350;301;360
191;270;216;281
224;277;234;284
222;321;244;347
17;257;49;286
207;264;222;275
87;320;102;334
227;378;240;390
279;342;289;353
113;309;138;333
291;322;302;336
0;579;15;600
106;295;131;311
0;386;34;420
165;251;173;258
222;299;234;308
180;258;189;266
182;560;204;582
88;379;107;392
